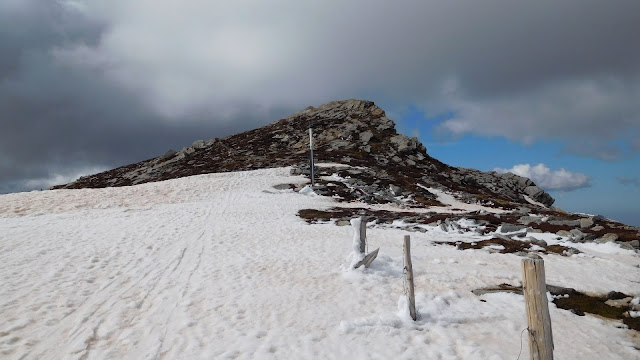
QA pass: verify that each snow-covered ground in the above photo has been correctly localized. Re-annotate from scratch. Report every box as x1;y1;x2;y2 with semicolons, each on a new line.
0;167;638;359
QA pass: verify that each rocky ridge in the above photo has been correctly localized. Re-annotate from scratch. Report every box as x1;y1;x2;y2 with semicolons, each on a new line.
53;99;552;207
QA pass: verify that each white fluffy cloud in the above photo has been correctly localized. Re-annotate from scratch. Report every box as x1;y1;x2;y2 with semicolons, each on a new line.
494;163;591;191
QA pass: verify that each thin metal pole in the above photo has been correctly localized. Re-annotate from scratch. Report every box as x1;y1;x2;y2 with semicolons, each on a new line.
309;127;315;187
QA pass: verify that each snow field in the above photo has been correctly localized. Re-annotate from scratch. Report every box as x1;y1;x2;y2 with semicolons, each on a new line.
0;167;638;359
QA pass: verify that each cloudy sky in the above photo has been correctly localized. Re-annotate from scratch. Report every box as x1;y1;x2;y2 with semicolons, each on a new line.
2;1;639;225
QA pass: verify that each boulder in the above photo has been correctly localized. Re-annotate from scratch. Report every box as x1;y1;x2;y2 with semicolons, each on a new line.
389;184;403;196
569;229;586;242
618;242;636;251
549;219;581;227
596;233;619;243
592;225;604;231
500;223;526;233
518;216;540;225
579;217;594;229
359;130;373;144
389;135;420;153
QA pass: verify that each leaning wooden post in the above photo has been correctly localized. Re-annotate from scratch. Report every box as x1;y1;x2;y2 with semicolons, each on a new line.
359;216;366;253
522;254;554;360
404;235;417;321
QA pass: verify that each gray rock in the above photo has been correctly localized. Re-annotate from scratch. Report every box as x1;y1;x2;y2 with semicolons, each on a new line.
596;233;619;243
546;285;578;296
161;149;177;160
563;248;581;256
618;242;635;251
191;139;207;148
389;135;420;153
532;239;548;247
556;230;572;237
607;291;628;300
592;225;604;231
629;240;640;249
527;228;543;233
359;130;373;144
570;229;586;242
336;220;350;226
501;223;526;233
518;216;540;225
389;184;403;196
549;219;581;227
579;217;594;229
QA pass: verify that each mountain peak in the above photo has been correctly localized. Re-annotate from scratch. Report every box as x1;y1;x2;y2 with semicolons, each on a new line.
52;99;554;209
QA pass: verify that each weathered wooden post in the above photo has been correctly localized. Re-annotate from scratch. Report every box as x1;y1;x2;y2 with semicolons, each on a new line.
404;235;417;321
309;127;315;187
359;215;366;253
522;254;554;360
351;217;379;269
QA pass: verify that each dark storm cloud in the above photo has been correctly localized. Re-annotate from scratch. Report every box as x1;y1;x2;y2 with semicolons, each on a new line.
0;1;293;193
1;1;640;193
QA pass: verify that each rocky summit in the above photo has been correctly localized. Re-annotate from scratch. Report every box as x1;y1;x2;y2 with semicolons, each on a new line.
53;99;552;208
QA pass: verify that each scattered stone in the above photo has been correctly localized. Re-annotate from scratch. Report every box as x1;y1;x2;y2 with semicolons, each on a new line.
359;130;373;144
596;233;619;243
630;240;640;249
389;184;403;196
500;223;526;233
532;239;548;247
592;225;605;231
607;291;629;300
580;217;594;229
557;230;572;237
563;248;581;256
618;242;636;251
550;219;581;227
336;220;350;226
518;216;540;225
570;228;586;242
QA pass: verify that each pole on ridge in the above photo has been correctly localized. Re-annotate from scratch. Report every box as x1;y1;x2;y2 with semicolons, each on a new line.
309;127;315;187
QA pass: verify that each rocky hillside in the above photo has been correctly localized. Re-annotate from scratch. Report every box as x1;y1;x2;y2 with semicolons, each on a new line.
52;99;553;208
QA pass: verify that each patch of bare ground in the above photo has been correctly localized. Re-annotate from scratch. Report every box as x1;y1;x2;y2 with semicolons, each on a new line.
473;285;640;332
434;238;578;256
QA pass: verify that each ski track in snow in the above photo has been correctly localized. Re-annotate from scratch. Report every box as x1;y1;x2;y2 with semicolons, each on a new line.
0;167;639;359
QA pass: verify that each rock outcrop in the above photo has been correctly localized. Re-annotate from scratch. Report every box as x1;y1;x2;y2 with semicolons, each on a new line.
52;99;554;208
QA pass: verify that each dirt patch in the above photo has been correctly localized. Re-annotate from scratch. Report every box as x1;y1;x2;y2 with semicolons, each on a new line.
435;238;578;256
474;285;639;332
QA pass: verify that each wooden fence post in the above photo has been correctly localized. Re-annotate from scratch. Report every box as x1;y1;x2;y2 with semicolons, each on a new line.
522;255;554;360
359;216;366;253
404;235;417;321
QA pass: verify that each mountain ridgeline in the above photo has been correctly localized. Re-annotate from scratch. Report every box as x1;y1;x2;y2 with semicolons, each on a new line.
53;99;553;209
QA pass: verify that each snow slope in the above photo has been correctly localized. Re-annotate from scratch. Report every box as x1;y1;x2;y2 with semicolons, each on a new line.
0;167;638;359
